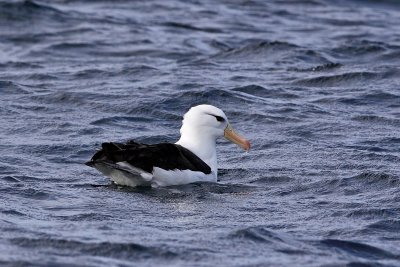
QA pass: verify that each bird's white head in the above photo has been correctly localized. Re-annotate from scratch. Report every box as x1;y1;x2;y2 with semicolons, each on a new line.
178;104;250;151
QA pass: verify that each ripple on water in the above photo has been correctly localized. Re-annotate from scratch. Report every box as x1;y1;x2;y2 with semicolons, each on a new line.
249;175;294;185
211;40;298;62
366;220;400;234
10;237;177;260
19;188;53;200
0;81;29;95
277;172;399;197
101;181;255;201
230;226;286;243
229;226;306;255
330;40;395;60
318;239;399;261
0;1;66;22
1;209;26;217
91;116;155;126
351;115;400;127
288;62;342;72
339;91;400;106
342;208;398;220
293;72;380;87
232;84;299;99
52;213;113;222
162;21;223;34
1;176;21;183
157;89;256;108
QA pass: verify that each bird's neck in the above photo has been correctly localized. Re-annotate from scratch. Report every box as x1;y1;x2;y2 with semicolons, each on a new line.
176;131;217;175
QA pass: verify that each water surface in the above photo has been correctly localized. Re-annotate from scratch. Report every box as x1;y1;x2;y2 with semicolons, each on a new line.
1;0;400;266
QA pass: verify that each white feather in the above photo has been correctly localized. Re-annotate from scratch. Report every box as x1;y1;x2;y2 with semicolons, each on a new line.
152;167;216;187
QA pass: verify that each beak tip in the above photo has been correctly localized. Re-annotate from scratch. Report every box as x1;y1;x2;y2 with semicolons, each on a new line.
244;140;251;151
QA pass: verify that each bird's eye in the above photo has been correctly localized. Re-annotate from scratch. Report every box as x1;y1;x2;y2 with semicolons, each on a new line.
207;113;225;122
215;116;225;122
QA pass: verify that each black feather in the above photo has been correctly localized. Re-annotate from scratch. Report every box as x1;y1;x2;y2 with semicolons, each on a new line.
86;141;211;174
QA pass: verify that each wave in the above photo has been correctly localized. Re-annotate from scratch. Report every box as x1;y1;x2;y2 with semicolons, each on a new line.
1;176;21;183
0;1;65;21
71;65;160;81
127;105;181;121
312;91;400;110
52;212;112;222
319;239;399;260
289;62;342;72
366;219;400;233
91;116;154;126
249;175;294;185
210;40;298;61
229;226;305;255
278;172;399;197
232;84;299;99
0;187;52;200
0;0;79;32
0;61;42;69
166;182;255;195
351;115;400;126
1;209;25;216
230;226;282;243
349;172;400;187
332;40;388;56
155;89;259;111
340;208;398;220
294;71;379;87
339;92;400;107
0;81;29;95
162;21;223;33
10;237;177;260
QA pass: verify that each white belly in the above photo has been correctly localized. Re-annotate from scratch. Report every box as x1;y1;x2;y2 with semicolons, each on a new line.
94;162;216;187
151;167;217;187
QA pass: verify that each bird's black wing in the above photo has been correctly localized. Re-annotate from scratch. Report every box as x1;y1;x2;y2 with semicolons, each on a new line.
86;141;211;174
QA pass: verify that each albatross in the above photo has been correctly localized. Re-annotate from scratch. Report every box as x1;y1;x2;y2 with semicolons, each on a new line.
85;104;250;187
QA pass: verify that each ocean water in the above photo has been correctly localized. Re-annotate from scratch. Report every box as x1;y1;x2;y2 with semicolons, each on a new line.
1;0;400;266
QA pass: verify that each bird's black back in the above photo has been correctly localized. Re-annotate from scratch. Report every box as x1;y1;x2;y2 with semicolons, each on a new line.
86;140;211;174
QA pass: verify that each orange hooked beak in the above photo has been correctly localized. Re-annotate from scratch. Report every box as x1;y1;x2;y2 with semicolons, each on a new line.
224;124;251;151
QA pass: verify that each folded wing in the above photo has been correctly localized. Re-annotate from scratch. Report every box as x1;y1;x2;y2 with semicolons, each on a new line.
85;140;211;186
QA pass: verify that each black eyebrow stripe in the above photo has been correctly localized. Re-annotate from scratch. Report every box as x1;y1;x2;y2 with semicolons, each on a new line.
206;113;225;122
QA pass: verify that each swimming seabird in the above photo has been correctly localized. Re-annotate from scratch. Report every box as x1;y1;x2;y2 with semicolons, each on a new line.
85;104;250;187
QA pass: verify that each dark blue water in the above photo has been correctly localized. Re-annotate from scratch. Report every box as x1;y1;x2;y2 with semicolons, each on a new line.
1;0;400;266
